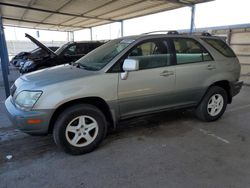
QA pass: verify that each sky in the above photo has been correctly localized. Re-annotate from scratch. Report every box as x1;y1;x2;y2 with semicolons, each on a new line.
4;0;250;41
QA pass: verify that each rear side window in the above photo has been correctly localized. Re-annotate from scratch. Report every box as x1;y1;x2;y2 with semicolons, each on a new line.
173;38;213;65
202;38;236;57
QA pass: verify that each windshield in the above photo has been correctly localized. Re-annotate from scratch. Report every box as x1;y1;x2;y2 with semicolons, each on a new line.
76;38;135;71
55;43;70;55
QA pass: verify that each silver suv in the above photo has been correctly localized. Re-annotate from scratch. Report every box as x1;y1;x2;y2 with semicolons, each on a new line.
5;32;243;155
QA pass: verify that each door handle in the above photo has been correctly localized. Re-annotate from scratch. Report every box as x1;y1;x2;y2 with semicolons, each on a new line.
207;64;216;70
160;70;175;77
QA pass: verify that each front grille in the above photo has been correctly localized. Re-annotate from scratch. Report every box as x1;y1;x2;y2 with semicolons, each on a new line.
10;84;16;97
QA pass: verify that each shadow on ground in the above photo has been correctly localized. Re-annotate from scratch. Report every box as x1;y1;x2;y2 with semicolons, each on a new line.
0;110;194;166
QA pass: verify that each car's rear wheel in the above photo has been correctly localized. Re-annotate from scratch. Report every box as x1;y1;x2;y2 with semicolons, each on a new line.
53;104;107;155
195;86;228;122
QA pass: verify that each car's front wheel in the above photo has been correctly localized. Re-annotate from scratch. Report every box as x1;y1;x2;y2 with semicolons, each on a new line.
195;86;228;122
53;104;107;155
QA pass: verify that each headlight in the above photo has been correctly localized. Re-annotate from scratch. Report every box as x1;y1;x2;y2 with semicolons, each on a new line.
15;91;42;110
24;60;34;67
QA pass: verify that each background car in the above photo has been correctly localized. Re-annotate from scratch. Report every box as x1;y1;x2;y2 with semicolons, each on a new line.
19;33;105;74
10;46;59;67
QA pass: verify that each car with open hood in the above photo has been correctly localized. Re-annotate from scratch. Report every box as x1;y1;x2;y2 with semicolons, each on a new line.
10;46;59;67
19;33;105;73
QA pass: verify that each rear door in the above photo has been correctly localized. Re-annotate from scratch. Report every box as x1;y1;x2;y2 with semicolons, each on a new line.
171;37;215;105
118;38;177;118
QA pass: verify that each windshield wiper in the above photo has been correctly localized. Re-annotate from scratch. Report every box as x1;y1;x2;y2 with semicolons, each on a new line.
70;62;97;71
70;62;79;67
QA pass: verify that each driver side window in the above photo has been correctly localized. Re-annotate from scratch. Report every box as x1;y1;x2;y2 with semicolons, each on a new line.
128;40;170;70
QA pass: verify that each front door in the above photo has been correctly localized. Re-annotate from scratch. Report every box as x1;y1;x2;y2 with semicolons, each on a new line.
118;39;176;118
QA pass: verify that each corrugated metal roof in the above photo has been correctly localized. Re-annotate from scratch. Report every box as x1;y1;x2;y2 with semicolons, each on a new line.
0;0;212;31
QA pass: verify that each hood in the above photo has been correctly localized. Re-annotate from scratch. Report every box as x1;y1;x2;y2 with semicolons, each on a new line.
20;64;96;87
25;33;57;57
12;51;30;59
16;51;30;57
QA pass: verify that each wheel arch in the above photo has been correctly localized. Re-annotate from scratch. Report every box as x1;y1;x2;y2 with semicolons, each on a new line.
48;97;115;134
211;80;232;103
203;80;232;104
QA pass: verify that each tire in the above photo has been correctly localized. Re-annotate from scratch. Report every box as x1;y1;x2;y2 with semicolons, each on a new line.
195;86;228;122
53;104;107;155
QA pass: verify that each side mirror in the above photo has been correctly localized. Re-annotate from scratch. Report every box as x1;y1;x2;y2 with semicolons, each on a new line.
121;59;139;80
123;59;139;72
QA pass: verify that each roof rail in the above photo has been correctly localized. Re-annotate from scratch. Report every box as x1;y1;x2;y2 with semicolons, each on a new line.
201;32;212;36
141;30;169;35
141;30;180;35
167;30;179;35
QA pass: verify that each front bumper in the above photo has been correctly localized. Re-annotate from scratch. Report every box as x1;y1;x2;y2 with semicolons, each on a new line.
5;96;54;135
230;81;243;97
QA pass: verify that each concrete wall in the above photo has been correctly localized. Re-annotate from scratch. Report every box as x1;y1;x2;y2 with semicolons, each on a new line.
229;31;250;75
211;28;250;76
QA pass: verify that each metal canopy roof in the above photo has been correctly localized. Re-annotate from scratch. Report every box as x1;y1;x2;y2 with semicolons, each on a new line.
0;0;212;32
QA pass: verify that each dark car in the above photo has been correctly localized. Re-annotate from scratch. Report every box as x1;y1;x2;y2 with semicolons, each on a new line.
10;46;59;67
20;34;105;73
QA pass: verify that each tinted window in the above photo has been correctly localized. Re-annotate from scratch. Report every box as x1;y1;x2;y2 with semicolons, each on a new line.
173;38;213;64
55;42;72;55
202;38;236;57
88;43;102;51
75;43;103;55
64;45;77;55
75;43;88;55
128;40;170;70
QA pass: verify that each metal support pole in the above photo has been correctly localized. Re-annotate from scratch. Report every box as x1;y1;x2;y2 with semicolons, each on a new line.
67;31;74;41
0;16;10;97
70;31;74;41
190;5;196;34
121;21;124;37
90;27;93;41
227;29;232;45
2;29;9;74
